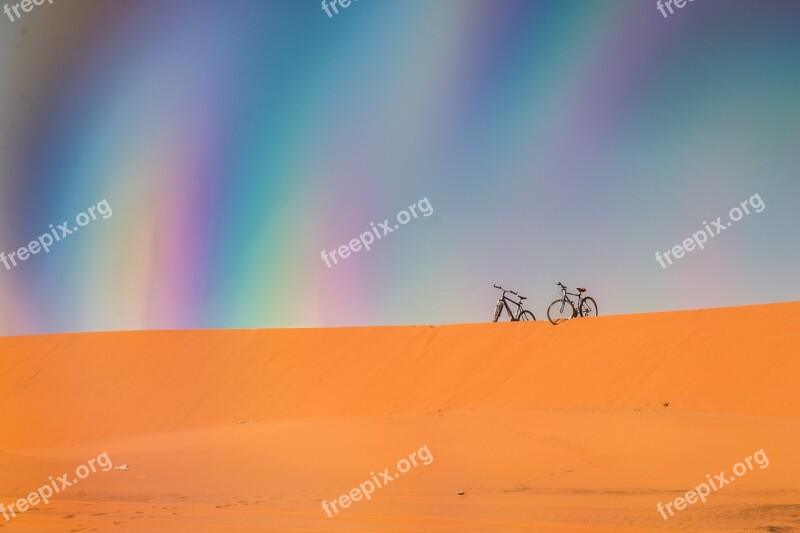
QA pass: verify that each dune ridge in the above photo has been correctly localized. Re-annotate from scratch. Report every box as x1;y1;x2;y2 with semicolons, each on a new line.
1;302;797;450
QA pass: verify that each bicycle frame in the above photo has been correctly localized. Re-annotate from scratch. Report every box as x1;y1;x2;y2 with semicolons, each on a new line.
498;295;524;320
494;286;524;322
557;288;586;316
548;283;596;324
492;284;534;322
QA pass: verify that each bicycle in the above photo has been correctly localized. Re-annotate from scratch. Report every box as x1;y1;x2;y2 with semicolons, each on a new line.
492;284;536;322
546;282;598;325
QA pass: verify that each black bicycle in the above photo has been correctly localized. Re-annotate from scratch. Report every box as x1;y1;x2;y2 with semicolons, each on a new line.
547;282;598;324
492;284;536;322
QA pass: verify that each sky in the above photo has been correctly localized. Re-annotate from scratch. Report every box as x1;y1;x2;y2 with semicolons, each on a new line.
0;0;798;336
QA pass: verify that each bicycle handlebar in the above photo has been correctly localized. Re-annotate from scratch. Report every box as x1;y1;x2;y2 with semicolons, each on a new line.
494;284;519;296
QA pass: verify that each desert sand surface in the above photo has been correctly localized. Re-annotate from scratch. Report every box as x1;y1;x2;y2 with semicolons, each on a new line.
0;302;798;532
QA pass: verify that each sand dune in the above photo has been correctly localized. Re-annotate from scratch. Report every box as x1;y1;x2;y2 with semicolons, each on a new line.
0;303;798;532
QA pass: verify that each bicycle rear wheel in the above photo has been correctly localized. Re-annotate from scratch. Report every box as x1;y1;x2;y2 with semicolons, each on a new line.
547;299;574;325
518;310;535;321
579;297;598;317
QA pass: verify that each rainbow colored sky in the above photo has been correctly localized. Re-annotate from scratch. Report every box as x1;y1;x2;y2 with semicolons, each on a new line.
1;0;798;336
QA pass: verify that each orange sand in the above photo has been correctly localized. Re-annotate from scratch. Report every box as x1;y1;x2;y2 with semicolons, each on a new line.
0;303;798;532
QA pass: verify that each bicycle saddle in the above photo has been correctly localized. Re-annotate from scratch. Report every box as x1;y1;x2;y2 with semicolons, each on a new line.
577;287;586;292
518;295;527;300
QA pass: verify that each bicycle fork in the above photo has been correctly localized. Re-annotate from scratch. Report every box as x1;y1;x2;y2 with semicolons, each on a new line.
493;300;503;322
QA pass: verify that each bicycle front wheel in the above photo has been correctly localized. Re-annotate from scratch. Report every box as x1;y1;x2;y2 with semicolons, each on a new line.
518;310;535;321
547;299;574;325
579;297;598;317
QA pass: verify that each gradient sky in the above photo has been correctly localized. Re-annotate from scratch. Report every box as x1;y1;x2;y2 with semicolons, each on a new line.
0;0;798;336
